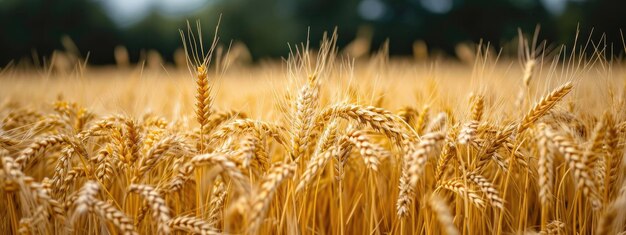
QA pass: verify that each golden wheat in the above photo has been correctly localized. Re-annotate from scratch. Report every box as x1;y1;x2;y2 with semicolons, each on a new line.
1;27;625;235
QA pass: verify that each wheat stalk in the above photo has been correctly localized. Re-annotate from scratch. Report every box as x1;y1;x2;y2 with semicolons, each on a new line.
544;127;602;209
347;129;381;171
466;171;504;209
437;179;486;209
128;184;171;234
428;194;460;235
249;163;295;232
168;215;218;235
291;76;320;161
192;152;250;193
518;82;573;134
397;132;444;217
458;120;479;145
537;123;553;207
470;94;484;122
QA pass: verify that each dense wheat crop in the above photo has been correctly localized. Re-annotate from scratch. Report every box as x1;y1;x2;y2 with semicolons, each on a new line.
1;28;626;234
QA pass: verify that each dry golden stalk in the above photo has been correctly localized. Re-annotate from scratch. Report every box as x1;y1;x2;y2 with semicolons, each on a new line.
406;132;445;185
458;120;479;145
347;129;381;171
2;109;42;131
537;124;553;207
74;180;100;214
617;121;626;133
425;112;447;133
502;140;529;170
435;142;456;183
518;82;573;134
313;119;338;159
541;220;565;235
238;135;257;169
58;169;86;199
75;108;96;132
470;95;484;122
92;199;138;235
333;134;354;182
208;178;227;224
143;127;166;153
18;205;49;234
296;118;337;176
30;115;65;133
396;170;413;217
211;119;287;147
29;179;66;220
110;125;126;160
129;184;171;234
316;104;409;145
604;116;622;199
597;186;626;235
250;163;296;231
586;118;608;195
168;215;218;235
0;135;20;149
435;126;459;182
205;110;246;133
2;154;25;182
544;128;602;209
95;145;115;187
167;161;194;193
466;171;504;209
586;119;608;168
123;118;142;165
50;146;74;191
438;179;486;209
475;124;515;172
291;77;320;161
415;105;430;134
2;156;65;222
134;201;151;227
296;147;336;193
428;194;460;235
397;132;445;217
195;64;212;153
521;58;536;86
135;135;187;182
397;106;419;127
76;119;114;140
192;152;250;193
15;134;72;169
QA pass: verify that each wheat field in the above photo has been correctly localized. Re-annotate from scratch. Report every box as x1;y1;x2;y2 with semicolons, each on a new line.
1;28;626;235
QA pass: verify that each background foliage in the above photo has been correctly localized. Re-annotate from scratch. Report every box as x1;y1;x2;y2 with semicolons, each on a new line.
1;0;625;65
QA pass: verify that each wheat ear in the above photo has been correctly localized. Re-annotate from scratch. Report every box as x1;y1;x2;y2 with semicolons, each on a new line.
544;127;602;209
428;194;460;235
168;215;218;235
397;132;444;217
250;163;296;232
518;82;573;134
128;184;171;234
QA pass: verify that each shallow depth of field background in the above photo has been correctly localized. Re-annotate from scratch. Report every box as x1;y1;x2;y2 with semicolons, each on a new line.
1;0;626;66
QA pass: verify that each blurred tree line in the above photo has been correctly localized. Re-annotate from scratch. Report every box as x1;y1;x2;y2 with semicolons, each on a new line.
1;0;625;65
